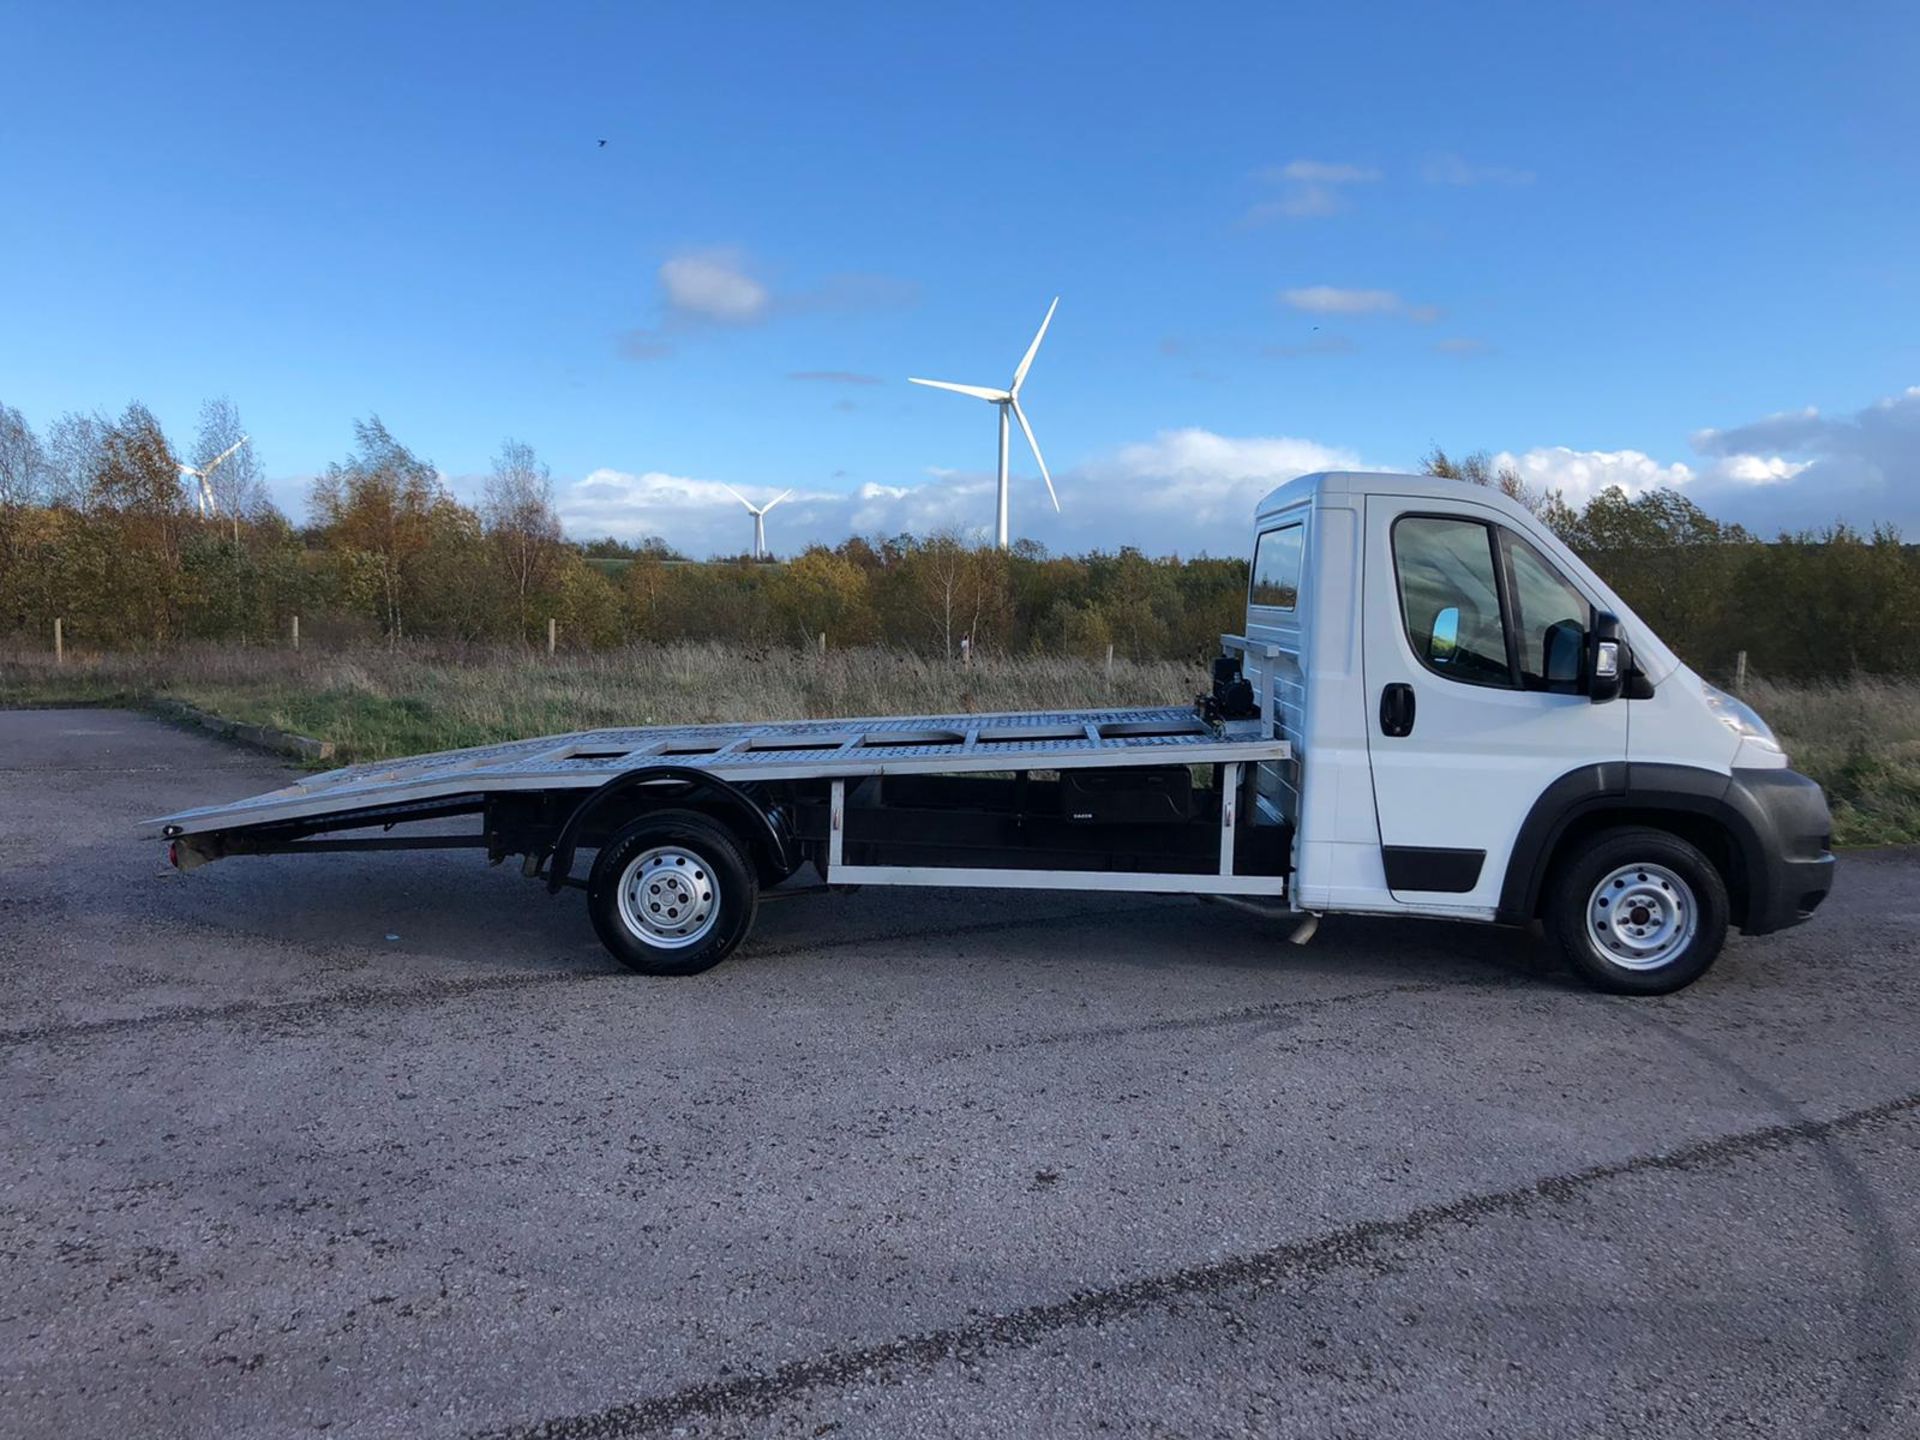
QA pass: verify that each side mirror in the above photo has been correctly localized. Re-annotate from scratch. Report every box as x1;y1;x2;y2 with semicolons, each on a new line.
1429;606;1460;666
1588;612;1629;704
1543;619;1584;690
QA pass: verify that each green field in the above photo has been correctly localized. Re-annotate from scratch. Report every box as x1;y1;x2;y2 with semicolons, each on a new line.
3;644;1914;846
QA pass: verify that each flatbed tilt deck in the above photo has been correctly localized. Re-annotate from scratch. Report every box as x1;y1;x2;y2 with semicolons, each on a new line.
158;703;1294;974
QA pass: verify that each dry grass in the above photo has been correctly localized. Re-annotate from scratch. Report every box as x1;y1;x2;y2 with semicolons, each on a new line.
0;642;1205;763
3;644;1913;846
1744;676;1920;847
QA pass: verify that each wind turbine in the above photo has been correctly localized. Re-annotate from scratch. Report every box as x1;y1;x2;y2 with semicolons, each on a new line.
179;436;250;523
722;485;793;560
909;297;1060;551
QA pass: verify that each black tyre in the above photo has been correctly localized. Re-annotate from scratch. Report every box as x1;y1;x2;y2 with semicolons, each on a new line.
586;809;758;975
1546;826;1730;995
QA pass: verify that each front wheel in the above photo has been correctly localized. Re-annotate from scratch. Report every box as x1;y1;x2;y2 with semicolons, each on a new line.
1545;826;1730;995
586;809;758;975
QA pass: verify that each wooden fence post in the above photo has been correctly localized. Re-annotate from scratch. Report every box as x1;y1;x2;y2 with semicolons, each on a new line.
1105;642;1114;682
1733;650;1748;693
548;618;557;656
818;632;827;656
291;614;300;652
54;617;64;665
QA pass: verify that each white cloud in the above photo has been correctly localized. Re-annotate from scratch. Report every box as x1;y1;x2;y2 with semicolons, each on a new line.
1281;286;1402;315
787;370;883;385
624;249;918;360
1246;187;1343;222
1685;385;1920;530
1266;160;1381;184
1244;159;1379;225
557;429;1366;558
659;249;769;324
1422;154;1537;186
1494;447;1698;508
1712;454;1808;485
1080;430;1364;542
1493;386;1920;532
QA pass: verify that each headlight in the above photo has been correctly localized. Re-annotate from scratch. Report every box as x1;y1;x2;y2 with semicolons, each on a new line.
1703;683;1783;755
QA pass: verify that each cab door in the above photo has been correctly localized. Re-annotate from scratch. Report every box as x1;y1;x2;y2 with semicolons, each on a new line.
1361;493;1626;912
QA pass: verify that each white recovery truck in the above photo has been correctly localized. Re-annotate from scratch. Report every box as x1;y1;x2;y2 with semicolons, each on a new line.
156;471;1835;995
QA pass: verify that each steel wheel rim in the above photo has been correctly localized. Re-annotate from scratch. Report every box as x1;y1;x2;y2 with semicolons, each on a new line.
1586;862;1697;970
616;846;720;949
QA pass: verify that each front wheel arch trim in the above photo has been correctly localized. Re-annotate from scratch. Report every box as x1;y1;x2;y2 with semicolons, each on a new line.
1498;762;1767;930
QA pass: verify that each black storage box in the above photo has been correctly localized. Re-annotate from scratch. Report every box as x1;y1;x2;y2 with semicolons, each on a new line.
1060;766;1192;824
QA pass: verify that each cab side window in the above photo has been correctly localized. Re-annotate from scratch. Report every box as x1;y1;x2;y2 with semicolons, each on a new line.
1505;534;1592;692
1392;516;1513;687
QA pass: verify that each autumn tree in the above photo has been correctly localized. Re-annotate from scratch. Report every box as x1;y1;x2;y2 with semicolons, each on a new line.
188;396;268;544
897;532;1012;657
309;417;446;645
0;403;49;631
76;403;191;644
482;438;564;643
43;411;105;509
1422;446;1563;520
771;546;877;646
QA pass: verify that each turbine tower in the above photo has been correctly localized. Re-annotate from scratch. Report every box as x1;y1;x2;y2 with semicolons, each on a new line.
723;485;793;560
179;436;251;522
909;297;1060;551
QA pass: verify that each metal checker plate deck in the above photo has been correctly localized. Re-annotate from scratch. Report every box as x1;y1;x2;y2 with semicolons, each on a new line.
152;706;1289;835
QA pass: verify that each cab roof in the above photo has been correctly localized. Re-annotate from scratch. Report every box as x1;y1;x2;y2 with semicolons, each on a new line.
1254;470;1543;524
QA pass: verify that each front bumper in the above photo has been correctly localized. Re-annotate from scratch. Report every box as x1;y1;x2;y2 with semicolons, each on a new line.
1730;767;1835;934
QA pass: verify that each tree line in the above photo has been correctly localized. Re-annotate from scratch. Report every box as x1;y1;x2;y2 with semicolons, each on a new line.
0;401;1914;680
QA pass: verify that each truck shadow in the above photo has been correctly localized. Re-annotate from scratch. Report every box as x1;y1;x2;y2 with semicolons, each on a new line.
142;847;1581;996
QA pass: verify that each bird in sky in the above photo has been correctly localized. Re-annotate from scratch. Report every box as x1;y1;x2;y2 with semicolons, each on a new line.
597;139;607;147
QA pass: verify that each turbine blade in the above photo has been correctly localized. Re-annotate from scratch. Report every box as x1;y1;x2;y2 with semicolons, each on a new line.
1010;296;1058;394
908;377;1010;403
761;489;794;512
178;463;203;477
1011;399;1059;512
719;483;756;512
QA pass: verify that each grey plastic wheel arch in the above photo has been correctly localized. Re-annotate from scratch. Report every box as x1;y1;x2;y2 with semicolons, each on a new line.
545;766;788;895
1496;762;1784;932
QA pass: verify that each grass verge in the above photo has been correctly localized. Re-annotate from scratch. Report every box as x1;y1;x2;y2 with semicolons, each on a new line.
0;642;1202;767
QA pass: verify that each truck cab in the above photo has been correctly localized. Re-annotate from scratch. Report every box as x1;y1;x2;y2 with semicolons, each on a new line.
1231;470;1834;992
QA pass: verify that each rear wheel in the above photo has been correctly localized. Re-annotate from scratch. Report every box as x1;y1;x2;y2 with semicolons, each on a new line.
1546;826;1729;995
587;809;758;975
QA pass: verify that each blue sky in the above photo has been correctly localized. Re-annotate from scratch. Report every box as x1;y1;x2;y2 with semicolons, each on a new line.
4;1;1917;555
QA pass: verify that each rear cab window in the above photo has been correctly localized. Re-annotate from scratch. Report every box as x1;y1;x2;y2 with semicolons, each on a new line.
1249;523;1304;610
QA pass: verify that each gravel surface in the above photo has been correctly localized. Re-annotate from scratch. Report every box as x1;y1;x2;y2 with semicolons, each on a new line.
2;708;1915;1438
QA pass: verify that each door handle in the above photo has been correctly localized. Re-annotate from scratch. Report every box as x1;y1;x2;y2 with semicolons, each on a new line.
1380;683;1416;738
